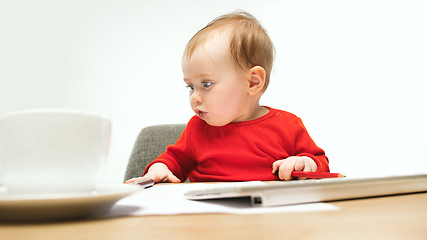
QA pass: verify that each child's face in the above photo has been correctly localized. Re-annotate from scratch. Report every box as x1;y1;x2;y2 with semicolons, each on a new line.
182;35;252;126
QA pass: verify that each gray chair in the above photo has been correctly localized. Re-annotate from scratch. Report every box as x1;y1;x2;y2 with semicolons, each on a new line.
124;124;186;182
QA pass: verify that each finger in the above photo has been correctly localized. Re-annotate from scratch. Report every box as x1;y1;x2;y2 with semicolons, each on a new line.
294;160;306;180
279;158;296;181
144;173;166;183
307;158;318;172
272;160;284;174
294;159;305;171
124;177;147;184
161;172;181;183
303;161;312;173
124;178;137;184
166;173;181;183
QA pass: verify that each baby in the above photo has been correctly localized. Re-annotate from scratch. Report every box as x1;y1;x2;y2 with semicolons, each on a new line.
126;11;329;184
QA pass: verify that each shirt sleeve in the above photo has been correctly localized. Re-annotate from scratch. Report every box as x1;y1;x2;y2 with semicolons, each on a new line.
294;117;330;172
143;118;197;182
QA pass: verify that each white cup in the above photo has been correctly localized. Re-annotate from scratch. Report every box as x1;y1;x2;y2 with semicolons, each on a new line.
0;109;111;194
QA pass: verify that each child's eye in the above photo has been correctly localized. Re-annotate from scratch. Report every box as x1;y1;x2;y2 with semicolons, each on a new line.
186;85;195;91
202;82;212;88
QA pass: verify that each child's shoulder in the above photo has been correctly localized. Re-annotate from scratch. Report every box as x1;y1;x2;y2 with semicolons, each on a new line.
267;106;301;121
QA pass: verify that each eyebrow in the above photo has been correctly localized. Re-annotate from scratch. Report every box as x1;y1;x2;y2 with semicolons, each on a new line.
184;73;214;83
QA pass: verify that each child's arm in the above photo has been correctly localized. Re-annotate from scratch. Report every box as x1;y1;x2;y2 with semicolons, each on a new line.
272;156;318;181
125;163;181;184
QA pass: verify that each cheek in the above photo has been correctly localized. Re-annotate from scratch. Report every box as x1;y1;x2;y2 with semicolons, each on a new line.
221;84;246;104
213;89;244;112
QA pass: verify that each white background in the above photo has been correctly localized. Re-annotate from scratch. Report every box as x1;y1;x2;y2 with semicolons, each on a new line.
1;0;426;183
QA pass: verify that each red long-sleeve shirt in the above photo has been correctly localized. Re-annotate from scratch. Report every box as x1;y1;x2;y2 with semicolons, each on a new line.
145;107;329;182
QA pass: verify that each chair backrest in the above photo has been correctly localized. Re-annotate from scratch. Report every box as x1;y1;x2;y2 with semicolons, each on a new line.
124;124;186;182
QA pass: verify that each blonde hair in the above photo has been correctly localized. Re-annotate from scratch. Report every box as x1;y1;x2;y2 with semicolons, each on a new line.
183;11;275;91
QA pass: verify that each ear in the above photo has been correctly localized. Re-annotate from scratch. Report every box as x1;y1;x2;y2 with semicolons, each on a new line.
247;66;266;95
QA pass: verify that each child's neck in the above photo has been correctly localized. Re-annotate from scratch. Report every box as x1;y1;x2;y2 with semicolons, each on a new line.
253;105;270;119
243;105;269;122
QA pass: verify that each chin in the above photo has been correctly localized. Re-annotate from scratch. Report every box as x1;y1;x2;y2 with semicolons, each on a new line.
204;119;231;127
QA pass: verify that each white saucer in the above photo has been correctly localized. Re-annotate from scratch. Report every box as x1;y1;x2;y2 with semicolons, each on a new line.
0;184;141;221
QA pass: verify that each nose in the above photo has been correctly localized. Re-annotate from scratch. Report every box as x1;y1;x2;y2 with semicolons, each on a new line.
190;90;202;106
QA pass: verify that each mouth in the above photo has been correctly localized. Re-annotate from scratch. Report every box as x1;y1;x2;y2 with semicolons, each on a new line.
194;109;207;118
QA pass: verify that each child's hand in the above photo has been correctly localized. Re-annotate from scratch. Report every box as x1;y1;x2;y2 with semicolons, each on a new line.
272;156;318;181
124;163;181;184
